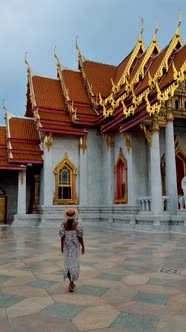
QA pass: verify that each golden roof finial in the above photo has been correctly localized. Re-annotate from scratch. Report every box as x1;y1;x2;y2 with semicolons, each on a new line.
75;35;82;66
141;17;144;34
3;99;8;118
54;46;61;70
25;52;31;74
176;11;182;36
155;20;159;35
3;100;9;123
152;20;159;43
75;35;79;51
138;17;144;43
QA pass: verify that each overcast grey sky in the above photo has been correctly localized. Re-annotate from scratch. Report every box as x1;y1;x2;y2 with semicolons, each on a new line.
0;0;186;124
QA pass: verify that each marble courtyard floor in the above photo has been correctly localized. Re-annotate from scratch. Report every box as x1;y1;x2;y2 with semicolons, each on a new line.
0;225;186;332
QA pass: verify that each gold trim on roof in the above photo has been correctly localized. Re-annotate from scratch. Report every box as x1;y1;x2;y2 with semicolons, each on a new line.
100;20;146;116
54;47;77;121
145;92;161;115
25;53;37;109
32;109;42;128
153;18;184;81
131;24;160;87
75;37;97;107
111;19;146;93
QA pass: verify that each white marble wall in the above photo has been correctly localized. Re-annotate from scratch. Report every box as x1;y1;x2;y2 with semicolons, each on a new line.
40;131;105;207
86;129;104;205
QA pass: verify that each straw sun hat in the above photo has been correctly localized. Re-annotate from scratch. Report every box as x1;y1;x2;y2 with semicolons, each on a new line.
64;207;79;220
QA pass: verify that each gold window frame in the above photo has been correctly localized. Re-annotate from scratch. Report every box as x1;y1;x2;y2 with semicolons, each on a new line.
53;153;78;205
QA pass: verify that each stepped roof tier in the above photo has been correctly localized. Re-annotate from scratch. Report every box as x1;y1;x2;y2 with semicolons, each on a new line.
3;111;43;166
0;125;26;170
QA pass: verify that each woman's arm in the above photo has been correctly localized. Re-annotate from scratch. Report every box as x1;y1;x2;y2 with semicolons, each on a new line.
61;236;65;253
78;236;85;255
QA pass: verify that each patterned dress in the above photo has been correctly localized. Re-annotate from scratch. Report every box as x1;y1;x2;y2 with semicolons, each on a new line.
59;223;84;281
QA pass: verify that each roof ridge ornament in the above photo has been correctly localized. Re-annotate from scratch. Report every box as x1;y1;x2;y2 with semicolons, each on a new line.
24;53;37;109
176;11;182;37
153;14;183;82
75;36;81;64
138;17;144;43
25;52;31;75
153;21;159;43
3;99;8;121
131;21;160;88
75;36;97;107
54;46;61;71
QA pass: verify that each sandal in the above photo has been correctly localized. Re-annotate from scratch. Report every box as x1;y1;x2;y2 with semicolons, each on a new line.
68;282;75;292
68;285;74;292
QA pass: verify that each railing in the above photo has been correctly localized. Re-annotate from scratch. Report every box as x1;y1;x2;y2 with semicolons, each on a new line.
137;196;170;212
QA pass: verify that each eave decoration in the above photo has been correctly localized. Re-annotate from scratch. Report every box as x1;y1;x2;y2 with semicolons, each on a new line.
25;53;42;128
54;48;78;122
76;37;98;108
99;14;186;135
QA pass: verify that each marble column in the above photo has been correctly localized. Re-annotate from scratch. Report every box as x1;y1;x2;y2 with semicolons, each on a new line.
105;134;114;205
79;136;88;205
150;115;163;213
165;100;177;213
17;170;26;214
43;133;53;206
123;133;135;205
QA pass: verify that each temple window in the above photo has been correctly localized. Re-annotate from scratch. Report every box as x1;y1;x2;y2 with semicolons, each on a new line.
53;153;78;205
175;99;179;109
58;166;71;200
114;148;128;204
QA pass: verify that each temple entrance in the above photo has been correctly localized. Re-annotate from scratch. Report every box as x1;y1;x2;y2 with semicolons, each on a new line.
176;156;185;196
0;188;7;224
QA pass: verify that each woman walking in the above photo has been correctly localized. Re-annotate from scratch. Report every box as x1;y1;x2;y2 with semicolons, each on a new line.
59;207;85;292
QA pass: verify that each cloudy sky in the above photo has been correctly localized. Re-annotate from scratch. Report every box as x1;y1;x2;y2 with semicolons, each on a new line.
0;0;186;124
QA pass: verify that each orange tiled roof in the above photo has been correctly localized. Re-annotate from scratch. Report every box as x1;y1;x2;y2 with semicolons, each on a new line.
159;45;186;91
0;126;27;170
39;122;87;134
114;52;131;84
8;117;43;164
135;47;168;96
9;153;42;162
9;118;40;141
129;52;146;83
62;70;90;104
174;45;186;71
11;142;41;152
32;76;66;110
0;127;6;145
0;160;26;170
38;109;71;123
83;60;117;97
0;149;7;158
75;105;98;119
